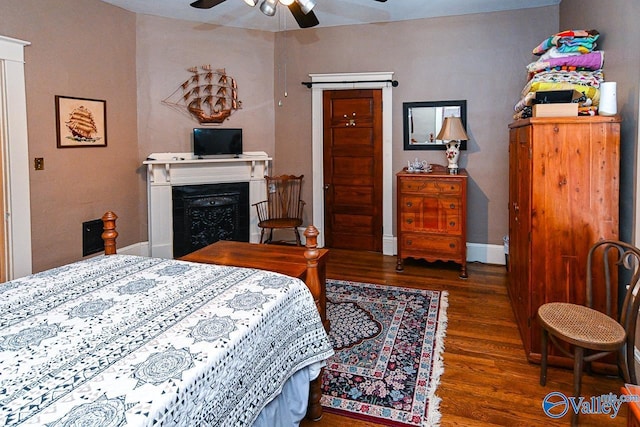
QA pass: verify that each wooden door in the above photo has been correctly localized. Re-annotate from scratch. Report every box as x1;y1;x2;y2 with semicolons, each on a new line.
323;89;382;251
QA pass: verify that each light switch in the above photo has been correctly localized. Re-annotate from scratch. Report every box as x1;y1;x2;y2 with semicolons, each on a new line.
34;157;44;170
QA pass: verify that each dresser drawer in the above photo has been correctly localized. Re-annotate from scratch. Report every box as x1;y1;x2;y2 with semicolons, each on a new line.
399;197;462;233
400;179;462;195
400;212;461;233
400;233;463;256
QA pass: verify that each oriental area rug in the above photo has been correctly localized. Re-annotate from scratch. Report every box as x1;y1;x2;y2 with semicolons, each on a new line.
321;279;448;427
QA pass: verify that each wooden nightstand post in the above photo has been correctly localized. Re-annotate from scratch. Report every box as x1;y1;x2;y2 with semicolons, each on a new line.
396;164;468;278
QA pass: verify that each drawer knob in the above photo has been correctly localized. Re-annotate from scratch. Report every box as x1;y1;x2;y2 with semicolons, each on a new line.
449;221;456;227
450;203;456;209
406;201;413;207
449;243;456;249
407;218;413;224
407;239;412;245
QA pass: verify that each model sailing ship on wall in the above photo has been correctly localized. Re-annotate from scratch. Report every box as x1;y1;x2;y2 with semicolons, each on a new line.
162;65;242;124
65;106;98;141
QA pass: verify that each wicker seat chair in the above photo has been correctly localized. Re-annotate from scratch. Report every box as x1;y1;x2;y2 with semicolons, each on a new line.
538;240;640;425
253;174;305;245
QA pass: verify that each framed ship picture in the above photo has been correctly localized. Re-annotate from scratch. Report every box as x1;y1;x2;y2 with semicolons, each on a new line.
55;95;107;148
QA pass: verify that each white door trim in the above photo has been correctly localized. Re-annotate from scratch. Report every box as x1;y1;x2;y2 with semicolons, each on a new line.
309;72;394;255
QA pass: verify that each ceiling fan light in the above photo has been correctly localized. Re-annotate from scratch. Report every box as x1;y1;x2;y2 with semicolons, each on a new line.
279;0;295;5
296;0;315;14
244;0;258;6
259;0;277;16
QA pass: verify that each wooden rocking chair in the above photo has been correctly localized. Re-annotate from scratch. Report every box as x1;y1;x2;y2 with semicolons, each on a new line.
253;174;305;245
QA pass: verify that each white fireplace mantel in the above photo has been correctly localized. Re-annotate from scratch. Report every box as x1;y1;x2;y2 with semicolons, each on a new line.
144;151;271;258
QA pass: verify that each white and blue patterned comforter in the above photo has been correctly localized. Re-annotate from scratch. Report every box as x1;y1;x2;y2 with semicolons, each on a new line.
0;255;333;426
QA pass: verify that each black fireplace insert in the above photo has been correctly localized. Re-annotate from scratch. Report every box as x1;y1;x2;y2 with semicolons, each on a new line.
172;182;249;258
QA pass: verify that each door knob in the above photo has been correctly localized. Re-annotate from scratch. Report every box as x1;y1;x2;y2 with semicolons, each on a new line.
323;184;330;190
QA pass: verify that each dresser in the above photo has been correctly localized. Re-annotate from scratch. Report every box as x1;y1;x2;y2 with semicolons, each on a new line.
396;164;468;277
508;116;621;368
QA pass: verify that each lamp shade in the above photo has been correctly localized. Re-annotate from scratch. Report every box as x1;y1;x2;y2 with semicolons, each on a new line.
436;116;469;141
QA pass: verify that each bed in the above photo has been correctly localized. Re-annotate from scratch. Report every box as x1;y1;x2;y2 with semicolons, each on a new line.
0;212;333;426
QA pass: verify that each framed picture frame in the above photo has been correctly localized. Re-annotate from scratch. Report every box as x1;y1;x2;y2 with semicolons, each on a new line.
55;95;107;148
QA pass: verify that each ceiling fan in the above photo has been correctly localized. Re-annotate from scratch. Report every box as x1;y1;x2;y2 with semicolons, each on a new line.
190;0;388;29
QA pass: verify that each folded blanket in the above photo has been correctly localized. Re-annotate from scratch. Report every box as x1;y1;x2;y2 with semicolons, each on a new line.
522;69;604;95
538;47;583;60
553;29;599;38
514;92;536;112
527;51;604;74
533;29;600;55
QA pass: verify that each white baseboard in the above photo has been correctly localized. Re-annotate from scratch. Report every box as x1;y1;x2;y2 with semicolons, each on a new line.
118;241;150;257
383;235;395;256
467;243;506;265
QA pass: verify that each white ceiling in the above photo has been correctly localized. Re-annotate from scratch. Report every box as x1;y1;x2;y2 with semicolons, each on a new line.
99;0;560;32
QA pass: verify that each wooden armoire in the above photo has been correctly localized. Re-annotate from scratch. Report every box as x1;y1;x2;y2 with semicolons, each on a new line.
508;115;621;368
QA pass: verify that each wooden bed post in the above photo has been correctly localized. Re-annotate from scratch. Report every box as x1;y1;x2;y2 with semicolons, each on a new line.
101;211;118;255
303;225;326;422
303;225;326;325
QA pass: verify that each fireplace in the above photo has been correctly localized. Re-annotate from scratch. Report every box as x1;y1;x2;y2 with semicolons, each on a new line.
172;183;249;258
144;151;271;259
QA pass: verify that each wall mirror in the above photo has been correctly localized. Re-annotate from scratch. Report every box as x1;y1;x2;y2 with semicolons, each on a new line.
403;100;467;151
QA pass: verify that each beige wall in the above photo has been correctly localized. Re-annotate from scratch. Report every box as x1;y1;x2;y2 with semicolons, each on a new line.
0;0;139;272
273;7;559;245
135;15;276;158
134;14;276;240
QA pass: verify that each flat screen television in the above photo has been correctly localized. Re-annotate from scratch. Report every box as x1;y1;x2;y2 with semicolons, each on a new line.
193;128;243;157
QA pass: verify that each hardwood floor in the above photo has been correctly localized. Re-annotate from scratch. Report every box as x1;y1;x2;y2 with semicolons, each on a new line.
301;249;629;426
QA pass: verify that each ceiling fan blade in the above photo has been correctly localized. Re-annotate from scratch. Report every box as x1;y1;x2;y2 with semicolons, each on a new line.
190;0;226;9
288;2;319;28
374;0;387;2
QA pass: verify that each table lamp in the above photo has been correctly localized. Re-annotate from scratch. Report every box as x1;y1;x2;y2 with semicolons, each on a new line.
436;116;469;174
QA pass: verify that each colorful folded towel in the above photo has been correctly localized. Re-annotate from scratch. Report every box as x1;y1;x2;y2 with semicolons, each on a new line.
527;51;604;74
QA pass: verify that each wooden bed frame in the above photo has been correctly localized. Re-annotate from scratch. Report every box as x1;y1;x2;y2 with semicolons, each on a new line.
99;211;326;421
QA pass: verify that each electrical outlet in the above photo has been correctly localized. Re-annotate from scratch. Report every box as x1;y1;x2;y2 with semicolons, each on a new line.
34;157;44;170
